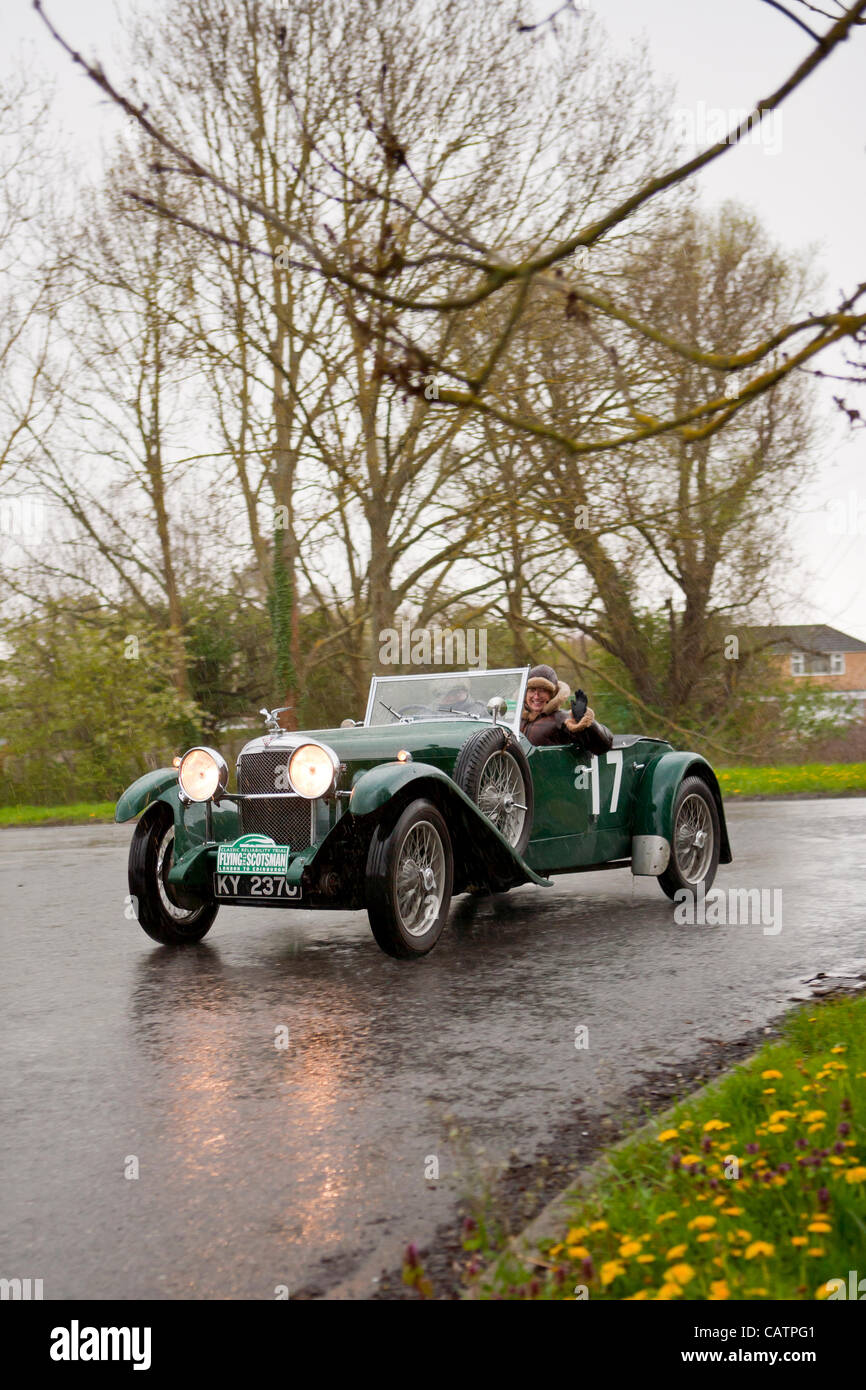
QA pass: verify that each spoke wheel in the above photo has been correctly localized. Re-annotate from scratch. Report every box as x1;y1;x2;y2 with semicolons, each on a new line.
366;799;453;958
454;726;533;855
394;821;447;936
657;775;721;901
129;803;217;945
476;750;529;846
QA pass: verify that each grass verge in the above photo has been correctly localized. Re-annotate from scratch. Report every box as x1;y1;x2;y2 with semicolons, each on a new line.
0;802;116;827
469;995;866;1301
717;763;866;797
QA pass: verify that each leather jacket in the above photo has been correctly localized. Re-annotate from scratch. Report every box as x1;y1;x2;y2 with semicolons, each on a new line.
521;707;614;752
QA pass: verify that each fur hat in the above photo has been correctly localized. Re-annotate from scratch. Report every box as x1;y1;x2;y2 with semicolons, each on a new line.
525;665;571;715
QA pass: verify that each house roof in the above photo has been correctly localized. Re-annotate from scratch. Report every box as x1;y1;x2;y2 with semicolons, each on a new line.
745;624;866;654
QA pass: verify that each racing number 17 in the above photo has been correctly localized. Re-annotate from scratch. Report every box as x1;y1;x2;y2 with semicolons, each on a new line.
574;749;622;815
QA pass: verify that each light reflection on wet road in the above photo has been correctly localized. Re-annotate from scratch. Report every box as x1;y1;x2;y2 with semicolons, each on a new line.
1;800;864;1298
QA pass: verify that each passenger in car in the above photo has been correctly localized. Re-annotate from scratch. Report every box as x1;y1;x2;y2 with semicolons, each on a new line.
520;664;613;753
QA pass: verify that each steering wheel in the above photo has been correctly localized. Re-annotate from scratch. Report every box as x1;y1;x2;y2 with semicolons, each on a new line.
397;704;433;718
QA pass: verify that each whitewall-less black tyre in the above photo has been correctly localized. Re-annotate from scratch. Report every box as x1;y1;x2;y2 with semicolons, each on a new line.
453;727;533;855
657;776;721;901
365;798;453;958
128;803;218;944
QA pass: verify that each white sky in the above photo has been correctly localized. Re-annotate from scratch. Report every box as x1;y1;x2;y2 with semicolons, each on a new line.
6;0;866;639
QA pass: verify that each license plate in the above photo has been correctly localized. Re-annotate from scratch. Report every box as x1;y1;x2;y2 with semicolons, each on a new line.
213;873;302;901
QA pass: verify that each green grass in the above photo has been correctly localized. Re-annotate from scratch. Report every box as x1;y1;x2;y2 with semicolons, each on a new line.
717;763;866;797
0;801;116;827
472;995;866;1301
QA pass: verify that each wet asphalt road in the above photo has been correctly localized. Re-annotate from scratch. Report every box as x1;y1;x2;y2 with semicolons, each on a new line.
1;799;865;1300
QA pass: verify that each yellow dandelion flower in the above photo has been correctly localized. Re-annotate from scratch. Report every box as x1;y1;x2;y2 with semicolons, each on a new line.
666;1244;688;1260
761;1070;783;1079
703;1120;730;1132
565;1227;587;1244
762;1088;776;1095
688;1215;716;1230
722;1206;743;1216
708;1280;730;1300
679;1121;694;1130
769;1110;796;1123
807;1123;825;1134
697;1233;715;1243
845;1167;866;1184
657;1129;679;1143
655;1283;683;1300
665;1263;695;1286
804;1110;827;1122
625;1289;650;1300
791;1236;808;1247
681;1154;702;1166
637;1254;656;1264
590;1220;609;1232
656;1211;678;1224
566;1245;591;1259
807;1248;825;1257
600;1259;625;1287
807;1222;831;1233
619;1241;642;1258
830;1045;846;1054
767;1123;788;1133
828;1156;845;1166
744;1241;774;1260
816;1281;837;1300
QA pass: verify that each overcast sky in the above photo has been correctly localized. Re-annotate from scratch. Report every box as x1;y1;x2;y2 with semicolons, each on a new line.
6;0;865;639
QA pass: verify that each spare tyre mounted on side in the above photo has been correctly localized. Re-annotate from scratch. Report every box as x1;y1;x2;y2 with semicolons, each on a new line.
453;725;533;855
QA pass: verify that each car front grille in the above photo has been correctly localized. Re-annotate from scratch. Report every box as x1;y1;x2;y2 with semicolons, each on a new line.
237;751;315;850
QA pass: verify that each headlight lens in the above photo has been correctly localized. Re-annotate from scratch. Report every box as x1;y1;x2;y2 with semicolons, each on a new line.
288;743;336;799
178;747;227;803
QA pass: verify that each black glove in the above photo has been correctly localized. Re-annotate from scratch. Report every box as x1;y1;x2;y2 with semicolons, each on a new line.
570;689;588;723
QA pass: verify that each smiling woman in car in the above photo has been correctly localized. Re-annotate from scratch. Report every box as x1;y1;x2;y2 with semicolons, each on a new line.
520;664;613;753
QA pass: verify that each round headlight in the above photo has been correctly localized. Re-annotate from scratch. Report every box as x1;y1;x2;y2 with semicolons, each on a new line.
178;746;228;803
288;743;336;799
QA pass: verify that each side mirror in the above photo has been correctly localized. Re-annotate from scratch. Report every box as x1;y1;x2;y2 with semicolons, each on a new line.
487;695;507;724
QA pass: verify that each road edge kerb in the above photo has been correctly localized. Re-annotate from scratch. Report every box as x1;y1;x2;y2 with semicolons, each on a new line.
466;1046;765;1298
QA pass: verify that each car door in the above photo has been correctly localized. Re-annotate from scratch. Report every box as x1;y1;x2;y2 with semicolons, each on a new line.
523;738;642;875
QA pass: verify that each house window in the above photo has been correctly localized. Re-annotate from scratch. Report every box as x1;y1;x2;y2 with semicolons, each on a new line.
790;650;845;675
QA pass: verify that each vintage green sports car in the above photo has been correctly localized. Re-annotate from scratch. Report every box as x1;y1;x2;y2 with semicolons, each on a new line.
116;666;732;959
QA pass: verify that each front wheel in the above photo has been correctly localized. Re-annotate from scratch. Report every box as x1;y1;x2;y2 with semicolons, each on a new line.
657;776;721;901
365;799;453;958
128;803;218;944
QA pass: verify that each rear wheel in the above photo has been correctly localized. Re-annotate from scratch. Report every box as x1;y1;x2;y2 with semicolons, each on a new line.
657;776;720;901
454;727;533;855
366;799;453;958
129;803;218;944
